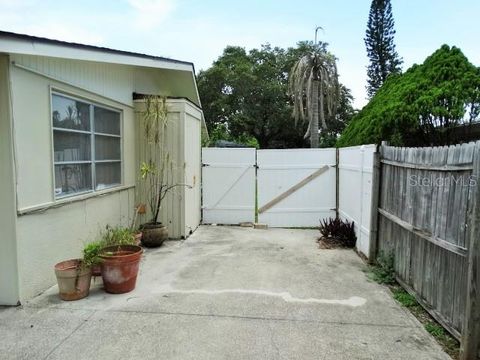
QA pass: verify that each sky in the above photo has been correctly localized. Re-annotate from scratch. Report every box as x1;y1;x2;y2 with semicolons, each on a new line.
0;0;479;109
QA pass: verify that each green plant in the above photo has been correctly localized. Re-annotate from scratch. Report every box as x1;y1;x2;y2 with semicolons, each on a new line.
319;217;356;248
100;225;136;247
369;251;395;284
82;241;103;268
392;288;418;308
425;323;445;338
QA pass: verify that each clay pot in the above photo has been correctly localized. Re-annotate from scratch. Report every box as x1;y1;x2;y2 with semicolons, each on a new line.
140;223;168;247
54;259;92;301
134;232;143;246
91;264;102;277
99;245;143;294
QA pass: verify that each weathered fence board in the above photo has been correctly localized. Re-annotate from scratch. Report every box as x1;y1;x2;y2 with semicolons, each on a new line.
376;142;479;358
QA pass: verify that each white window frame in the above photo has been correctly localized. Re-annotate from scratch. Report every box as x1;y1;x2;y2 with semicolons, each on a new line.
50;90;123;199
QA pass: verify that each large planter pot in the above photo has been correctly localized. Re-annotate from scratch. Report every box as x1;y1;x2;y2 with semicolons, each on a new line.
54;259;92;301
140;223;168;247
99;245;143;294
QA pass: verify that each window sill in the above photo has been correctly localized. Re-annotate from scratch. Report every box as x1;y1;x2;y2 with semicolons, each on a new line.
17;185;135;216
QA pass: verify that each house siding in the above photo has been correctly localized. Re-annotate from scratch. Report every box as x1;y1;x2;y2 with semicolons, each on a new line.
0;54;20;305
6;54;202;302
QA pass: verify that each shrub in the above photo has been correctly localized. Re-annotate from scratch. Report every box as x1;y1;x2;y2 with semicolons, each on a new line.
319;217;356;248
369;251;395;285
337;45;480;147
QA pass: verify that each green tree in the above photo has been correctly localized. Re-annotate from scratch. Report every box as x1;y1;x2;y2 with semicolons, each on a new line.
319;85;356;147
365;0;403;98
197;42;352;148
198;45;305;148
337;45;480;147
289;30;340;148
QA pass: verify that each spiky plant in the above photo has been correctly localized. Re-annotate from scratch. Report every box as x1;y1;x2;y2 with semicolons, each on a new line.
319;217;356;248
289;29;340;147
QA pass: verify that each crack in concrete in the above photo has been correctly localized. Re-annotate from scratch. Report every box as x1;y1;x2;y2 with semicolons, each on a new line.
154;288;367;307
42;310;96;360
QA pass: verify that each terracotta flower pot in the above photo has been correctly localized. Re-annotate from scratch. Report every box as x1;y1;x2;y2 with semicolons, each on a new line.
99;245;143;294
134;232;143;246
54;259;92;301
141;223;168;247
91;264;102;277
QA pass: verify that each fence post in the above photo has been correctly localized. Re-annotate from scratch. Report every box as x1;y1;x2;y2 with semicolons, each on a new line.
368;149;381;263
461;141;480;360
336;147;339;220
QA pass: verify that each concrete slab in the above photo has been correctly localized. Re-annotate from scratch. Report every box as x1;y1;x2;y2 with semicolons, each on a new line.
1;226;450;359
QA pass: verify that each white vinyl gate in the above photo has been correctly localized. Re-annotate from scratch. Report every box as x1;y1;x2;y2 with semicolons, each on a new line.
202;146;376;258
338;144;376;256
202;148;256;224
257;149;336;227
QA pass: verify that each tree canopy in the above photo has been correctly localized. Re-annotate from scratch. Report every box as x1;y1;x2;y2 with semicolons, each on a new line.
365;0;402;98
337;45;480;147
197;42;355;148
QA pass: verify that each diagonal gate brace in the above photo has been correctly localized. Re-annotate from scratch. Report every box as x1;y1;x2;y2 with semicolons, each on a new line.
258;165;330;214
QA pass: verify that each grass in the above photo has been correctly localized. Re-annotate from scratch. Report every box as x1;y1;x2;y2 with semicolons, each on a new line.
392;287;417;307
367;251;395;285
366;254;460;359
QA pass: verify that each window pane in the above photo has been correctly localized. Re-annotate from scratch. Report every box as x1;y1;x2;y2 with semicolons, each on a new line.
53;131;91;162
95;162;121;190
95;135;120;160
54;164;92;197
52;94;90;131
94;107;120;135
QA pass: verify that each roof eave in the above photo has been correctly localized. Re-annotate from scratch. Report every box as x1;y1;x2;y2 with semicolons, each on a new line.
0;31;194;72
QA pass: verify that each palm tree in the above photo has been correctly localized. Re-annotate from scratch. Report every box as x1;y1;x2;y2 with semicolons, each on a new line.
289;28;340;147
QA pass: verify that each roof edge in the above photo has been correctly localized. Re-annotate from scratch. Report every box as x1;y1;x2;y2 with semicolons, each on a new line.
0;30;194;68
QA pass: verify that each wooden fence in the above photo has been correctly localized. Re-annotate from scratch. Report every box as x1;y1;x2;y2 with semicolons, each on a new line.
374;142;480;360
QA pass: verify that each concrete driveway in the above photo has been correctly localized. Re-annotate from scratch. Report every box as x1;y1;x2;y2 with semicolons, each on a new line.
1;226;450;359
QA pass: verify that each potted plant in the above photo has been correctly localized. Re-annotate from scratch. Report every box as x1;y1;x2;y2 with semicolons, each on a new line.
138;96;191;247
84;226;138;277
54;248;96;301
99;244;143;294
83;241;103;277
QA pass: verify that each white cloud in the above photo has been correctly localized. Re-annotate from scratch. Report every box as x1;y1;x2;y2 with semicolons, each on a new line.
128;0;176;30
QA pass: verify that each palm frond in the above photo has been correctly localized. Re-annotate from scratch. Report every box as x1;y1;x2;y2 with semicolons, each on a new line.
288;49;340;147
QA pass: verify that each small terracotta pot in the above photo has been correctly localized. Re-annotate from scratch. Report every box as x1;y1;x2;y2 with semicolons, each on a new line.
100;245;143;294
54;259;92;301
91;264;102;277
134;232;142;246
141;223;168;247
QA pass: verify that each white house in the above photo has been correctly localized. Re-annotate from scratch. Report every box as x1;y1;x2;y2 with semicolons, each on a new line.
0;31;204;305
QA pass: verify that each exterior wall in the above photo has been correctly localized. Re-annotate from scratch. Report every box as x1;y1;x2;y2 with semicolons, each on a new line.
11;54;199;107
134;99;202;238
6;55;202;302
0;55;20;305
183;104;202;235
16;189;134;300
10;59;138;211
9;61;138;301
